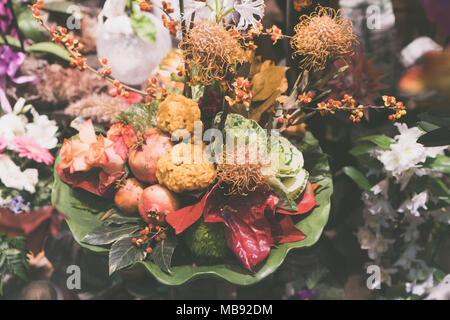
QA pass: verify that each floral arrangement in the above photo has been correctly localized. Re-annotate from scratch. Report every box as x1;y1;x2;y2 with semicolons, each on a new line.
27;0;409;284
344;115;450;297
0;98;58;214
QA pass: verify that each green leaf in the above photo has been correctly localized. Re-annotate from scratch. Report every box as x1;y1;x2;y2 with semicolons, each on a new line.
349;144;374;157
17;10;45;42
109;237;146;275
82;224;141;246
116;103;158;132
417;128;450;147
418;121;440;133
418;113;450;129
27;42;71;62
342;166;372;191
358;135;395;149
0;35;22;48
130;6;157;44
43;1;78;13
103;212;143;225
151;232;177;274
425;155;450;174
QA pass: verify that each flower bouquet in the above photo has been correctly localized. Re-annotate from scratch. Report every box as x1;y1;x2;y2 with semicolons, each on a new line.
0;98;61;258
31;0;406;285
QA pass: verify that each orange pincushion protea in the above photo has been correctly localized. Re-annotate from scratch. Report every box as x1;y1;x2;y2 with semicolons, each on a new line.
291;6;356;72
181;19;246;85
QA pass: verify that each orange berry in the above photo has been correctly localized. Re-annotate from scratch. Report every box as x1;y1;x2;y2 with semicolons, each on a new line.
113;80;120;87
146;247;152;254
101;58;108;65
278;117;284;124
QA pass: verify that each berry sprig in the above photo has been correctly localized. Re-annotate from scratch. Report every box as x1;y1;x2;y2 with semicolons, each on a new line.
132;224;167;255
133;0;154;12
145;77;168;106
383;96;407;121
294;0;313;12
30;1;150;99
266;25;284;44
225;77;253;110
290;93;407;124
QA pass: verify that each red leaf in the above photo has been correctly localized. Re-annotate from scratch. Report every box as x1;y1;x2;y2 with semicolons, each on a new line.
166;185;220;235
277;182;317;215
204;190;276;271
271;215;306;244
57;165;120;198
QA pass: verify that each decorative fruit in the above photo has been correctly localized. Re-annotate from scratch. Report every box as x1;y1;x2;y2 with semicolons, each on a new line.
185;221;229;262
114;178;144;214
128;128;173;184
138;185;180;224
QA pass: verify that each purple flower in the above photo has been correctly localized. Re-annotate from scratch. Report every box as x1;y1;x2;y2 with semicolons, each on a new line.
4;195;30;214
0;45;37;113
419;0;450;36
0;0;17;38
297;289;317;300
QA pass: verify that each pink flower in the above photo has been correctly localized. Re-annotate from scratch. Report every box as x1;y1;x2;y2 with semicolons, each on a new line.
11;136;54;165
57;120;128;198
0;135;7;153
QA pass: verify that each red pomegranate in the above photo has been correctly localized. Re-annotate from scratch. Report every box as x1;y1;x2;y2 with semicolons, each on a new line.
128;128;173;184
114;178;144;215
138;185;180;224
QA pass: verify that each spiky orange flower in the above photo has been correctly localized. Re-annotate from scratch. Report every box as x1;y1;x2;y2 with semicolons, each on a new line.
181;20;246;85
291;6;356;72
217;145;270;196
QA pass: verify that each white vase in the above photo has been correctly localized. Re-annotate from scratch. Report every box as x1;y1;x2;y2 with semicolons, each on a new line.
96;0;172;86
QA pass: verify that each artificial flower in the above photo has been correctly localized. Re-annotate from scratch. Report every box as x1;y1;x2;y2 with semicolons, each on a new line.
10;136;54;165
233;0;265;30
0;155;38;193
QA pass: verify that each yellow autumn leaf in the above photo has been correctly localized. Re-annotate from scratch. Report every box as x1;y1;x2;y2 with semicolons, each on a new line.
251;66;288;101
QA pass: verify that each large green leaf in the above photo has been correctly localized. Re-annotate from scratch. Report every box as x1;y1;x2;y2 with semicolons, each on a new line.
52;131;332;285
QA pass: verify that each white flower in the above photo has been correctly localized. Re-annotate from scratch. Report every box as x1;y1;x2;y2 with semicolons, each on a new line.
406;274;434;296
0;155;38;193
398;191;428;217
357;227;375;250
394;245;420;270
376;123;447;182
25;109;58;149
0;113;27;142
371;178;389;198
233;0;265;30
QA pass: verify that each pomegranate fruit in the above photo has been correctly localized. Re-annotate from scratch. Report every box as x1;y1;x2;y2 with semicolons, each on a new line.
138;185;180;224
114;178;144;214
128;128;173;184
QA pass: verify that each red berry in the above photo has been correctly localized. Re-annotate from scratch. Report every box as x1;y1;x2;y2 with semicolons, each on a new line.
146;247;152;254
61;27;67;34
151;77;157;84
49;28;55;35
111;91;117;97
113;80;120;87
101;58;108;65
146;95;153;102
132;238;137;244
278;117;284;124
388;115;394;121
33;10;40;16
105;69;111;76
344;94;350;100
